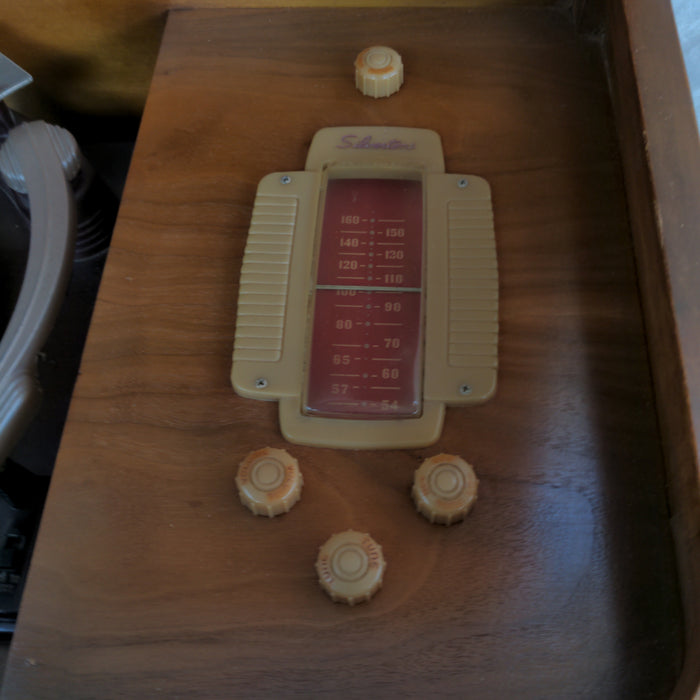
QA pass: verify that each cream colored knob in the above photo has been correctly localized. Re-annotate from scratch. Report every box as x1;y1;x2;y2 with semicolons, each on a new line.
316;530;386;605
412;454;478;525
236;447;303;517
355;46;403;98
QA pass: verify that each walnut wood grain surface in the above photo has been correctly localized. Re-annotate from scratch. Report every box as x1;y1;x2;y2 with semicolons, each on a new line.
0;8;684;698
3;0;556;115
606;1;700;696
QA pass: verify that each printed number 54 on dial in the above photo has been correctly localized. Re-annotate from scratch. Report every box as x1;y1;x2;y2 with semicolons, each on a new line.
231;126;498;449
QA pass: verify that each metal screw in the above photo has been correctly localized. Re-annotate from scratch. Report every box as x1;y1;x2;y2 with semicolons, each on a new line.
459;384;472;396
458;178;469;188
255;378;268;389
280;175;292;185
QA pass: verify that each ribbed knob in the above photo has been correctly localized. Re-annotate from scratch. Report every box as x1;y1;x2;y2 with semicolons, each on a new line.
316;530;386;605
355;46;403;98
236;447;303;517
412;454;479;525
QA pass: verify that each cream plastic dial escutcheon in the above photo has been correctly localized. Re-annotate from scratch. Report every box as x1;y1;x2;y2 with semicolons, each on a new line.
236;447;303;517
316;530;386;605
355;46;403;98
413;454;478;525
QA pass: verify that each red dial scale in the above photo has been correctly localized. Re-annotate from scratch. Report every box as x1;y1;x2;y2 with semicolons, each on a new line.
305;178;423;419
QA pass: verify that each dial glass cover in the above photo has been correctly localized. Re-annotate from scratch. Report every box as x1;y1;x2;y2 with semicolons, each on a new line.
304;177;424;419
